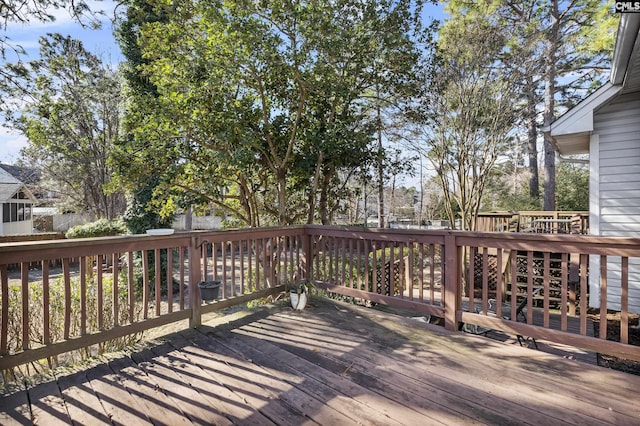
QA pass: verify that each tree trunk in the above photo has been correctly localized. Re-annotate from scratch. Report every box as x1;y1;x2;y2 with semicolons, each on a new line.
278;168;287;225
542;1;559;211
526;76;539;199
376;106;385;228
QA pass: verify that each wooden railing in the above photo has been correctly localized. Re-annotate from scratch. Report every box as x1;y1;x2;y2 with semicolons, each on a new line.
0;228;306;370
2;225;640;372
476;211;589;234
303;225;640;363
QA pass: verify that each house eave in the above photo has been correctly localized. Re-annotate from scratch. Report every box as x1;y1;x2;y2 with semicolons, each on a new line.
548;83;621;155
611;14;640;85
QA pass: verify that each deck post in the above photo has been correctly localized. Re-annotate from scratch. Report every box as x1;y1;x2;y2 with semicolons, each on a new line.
443;232;460;331
189;236;202;328
301;227;313;281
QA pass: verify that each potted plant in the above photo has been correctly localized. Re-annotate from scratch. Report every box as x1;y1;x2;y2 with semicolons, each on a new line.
289;280;314;310
198;280;221;302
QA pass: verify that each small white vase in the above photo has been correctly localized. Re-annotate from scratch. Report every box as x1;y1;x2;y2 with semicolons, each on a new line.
290;291;307;310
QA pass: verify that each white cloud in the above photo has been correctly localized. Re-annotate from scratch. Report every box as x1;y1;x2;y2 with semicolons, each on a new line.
0;129;28;164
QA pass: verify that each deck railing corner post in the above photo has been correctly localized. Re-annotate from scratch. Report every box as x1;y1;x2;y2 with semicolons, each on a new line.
189;236;202;328
443;232;460;331
302;227;313;281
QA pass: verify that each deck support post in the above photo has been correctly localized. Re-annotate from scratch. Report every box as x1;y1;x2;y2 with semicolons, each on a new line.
301;227;313;281
189;236;202;328
444;232;460;331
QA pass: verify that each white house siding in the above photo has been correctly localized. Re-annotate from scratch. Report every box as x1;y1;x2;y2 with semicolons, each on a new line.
590;93;640;312
2;221;32;235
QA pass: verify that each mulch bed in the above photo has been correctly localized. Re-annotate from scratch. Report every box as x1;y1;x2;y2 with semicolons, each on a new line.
591;310;640;375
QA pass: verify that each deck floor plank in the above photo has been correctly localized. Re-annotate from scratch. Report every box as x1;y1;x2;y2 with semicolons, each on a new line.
155;334;279;426
292;315;629;424
267;308;626;425
130;345;235;425
223;322;452;425
106;355;192;426
55;366;114;425
3;296;640;425
261;313;551;426
85;360;154;426
171;330;326;425
0;384;31;425
27;373;70;426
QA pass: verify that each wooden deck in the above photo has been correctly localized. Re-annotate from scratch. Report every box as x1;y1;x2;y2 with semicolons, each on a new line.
2;297;640;426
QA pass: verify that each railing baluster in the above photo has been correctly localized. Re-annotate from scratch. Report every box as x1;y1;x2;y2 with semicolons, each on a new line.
600;255;608;340
482;248;488;313
210;242;215;281
167;248;173;313
113;252;119;327
526;251;534;324
231;240;236;297
222;241;228;297
408;242;414;300
468;246;476;313
510;249;517;321
580;253;588;335
97;255;104;330
241;240;246;294
621;256;629;344
128;251;135;322
80;256;87;335
543;252;550;328
430;244;436;304
179;248;185;310
418;243;425;303
21;262;29;350
43;261;50;344
0;265;7;354
63;258;71;340
560;253;568;332
248;240;253;291
142;250;149;320
364;239;370;292
496;248;503;318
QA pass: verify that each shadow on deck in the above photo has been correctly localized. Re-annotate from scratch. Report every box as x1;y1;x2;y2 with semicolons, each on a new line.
2;297;640;425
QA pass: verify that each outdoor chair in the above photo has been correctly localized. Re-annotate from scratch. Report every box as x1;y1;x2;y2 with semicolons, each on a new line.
461;288;541;349
489;288;541;349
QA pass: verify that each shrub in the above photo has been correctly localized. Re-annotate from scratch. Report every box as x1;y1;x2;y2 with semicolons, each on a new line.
1;274;144;384
66;218;127;239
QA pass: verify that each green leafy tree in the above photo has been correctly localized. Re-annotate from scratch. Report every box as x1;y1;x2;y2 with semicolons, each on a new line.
114;0;424;227
417;13;521;230
5;34;126;218
113;0;174;233
444;0;616;207
0;0;101;110
556;162;589;211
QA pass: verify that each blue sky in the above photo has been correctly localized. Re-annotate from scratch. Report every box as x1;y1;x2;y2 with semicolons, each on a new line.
0;0;122;164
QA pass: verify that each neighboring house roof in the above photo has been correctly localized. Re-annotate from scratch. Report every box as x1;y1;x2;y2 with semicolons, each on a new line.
0;183;36;202
0;165;38;203
0;167;22;184
0;163;40;185
549;14;640;154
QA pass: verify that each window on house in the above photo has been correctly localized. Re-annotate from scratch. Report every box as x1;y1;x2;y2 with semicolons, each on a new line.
2;202;32;223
